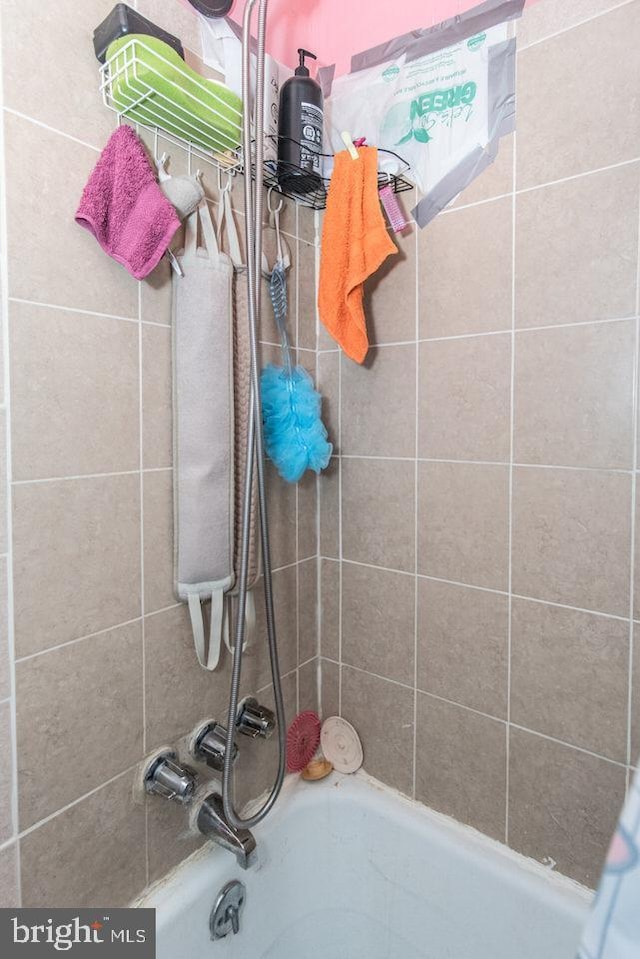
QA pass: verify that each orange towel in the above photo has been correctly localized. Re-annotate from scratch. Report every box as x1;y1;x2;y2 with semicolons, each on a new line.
318;146;397;364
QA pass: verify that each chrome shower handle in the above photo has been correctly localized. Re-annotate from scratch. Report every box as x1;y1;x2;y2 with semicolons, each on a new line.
143;751;197;805
236;698;276;739
189;719;238;771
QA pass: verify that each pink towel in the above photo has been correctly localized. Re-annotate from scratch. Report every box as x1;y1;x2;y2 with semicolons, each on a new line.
75;126;180;280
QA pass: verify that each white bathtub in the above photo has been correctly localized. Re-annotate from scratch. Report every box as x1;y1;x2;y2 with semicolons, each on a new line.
140;771;592;959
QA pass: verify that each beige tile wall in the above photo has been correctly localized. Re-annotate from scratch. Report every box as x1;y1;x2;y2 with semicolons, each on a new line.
0;0;318;907
2;0;634;912
318;0;640;888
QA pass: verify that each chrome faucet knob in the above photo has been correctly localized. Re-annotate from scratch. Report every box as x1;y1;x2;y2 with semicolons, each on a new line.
143;751;197;805
190;720;238;772
236;697;276;740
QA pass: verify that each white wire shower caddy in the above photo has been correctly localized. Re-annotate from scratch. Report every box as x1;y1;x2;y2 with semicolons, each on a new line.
99;36;244;173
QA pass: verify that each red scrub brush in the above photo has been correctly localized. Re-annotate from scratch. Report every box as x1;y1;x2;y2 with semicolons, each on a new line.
286;711;321;773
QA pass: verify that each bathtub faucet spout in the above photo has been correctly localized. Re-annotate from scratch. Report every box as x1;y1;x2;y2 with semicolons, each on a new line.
196;792;257;869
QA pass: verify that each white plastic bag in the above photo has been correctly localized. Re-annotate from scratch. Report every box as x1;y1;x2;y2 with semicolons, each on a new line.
324;19;515;226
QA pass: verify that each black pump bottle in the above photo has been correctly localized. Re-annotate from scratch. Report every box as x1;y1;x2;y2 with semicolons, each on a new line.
277;48;324;196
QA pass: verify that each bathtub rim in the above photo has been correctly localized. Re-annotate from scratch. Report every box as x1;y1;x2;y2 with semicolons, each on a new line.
134;768;595;913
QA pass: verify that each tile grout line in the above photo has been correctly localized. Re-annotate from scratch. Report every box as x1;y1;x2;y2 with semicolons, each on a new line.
337;661;633;771
357;314;640;346
256;662;310;700
333;454;637;475
439;190;514;215
14;606;182;664
141;319;172;329
330;556;633;620
136;251;150;888
412;214;420;800
628;166;640;772
295;234;301;716
508;723;631;772
0;16;21;903
261;340;315;353
291;553;316;568
514;315;639;334
439;155;640;215
628;319;638;774
8;297;140;324
296;654;318;672
505;114;518;846
314;212;323;714
2;107;102;153
517;0;636;51
516;155;640;196
272;558;302;575
12;470;141;486
11;456;640;487
338;349;343;715
16;766;138;843
8;296;637;346
302;313;640;348
322;313;640;349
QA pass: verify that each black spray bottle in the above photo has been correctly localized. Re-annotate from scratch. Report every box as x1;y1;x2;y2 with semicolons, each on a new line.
277;48;324;196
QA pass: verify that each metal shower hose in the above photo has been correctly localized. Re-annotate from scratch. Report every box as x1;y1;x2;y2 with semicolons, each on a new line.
222;0;287;830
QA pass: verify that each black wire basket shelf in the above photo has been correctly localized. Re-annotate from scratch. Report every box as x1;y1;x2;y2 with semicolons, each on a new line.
259;136;414;211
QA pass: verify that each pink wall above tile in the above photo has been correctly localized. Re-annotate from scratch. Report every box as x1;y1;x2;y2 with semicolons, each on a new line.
178;0;540;74
257;0;540;74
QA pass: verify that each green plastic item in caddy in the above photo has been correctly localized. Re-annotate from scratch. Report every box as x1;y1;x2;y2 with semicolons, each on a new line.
106;34;243;156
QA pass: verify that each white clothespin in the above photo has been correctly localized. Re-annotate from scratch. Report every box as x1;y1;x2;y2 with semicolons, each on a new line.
341;130;359;161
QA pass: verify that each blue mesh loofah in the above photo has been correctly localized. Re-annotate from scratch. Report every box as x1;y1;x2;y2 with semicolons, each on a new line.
261;242;331;483
261;363;333;484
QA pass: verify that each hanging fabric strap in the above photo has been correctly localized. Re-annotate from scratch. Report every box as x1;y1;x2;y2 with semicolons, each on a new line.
217;186;258;655
216;187;243;268
198;198;220;256
222;591;256;656
188;589;226;671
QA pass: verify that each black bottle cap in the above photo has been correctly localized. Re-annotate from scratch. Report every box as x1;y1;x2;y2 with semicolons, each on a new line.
295;48;317;77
